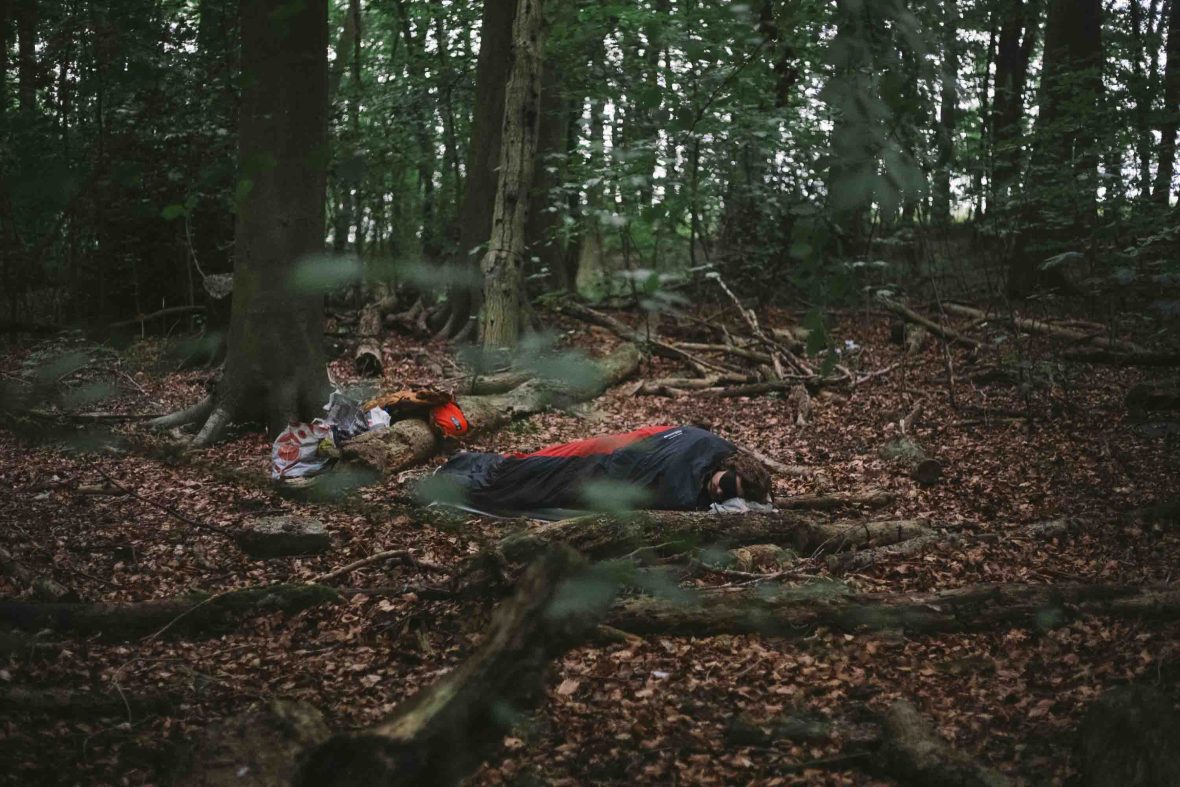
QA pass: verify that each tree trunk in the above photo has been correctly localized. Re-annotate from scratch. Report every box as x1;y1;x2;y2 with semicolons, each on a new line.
1156;0;1180;204
1013;0;1103;294
340;343;640;475
0;0;9;117
932;0;960;225
440;0;516;339
294;547;615;787
498;511;932;564
151;0;331;445
607;582;1180;640
524;58;568;291
15;0;35;114
989;0;1037;206
480;0;547;348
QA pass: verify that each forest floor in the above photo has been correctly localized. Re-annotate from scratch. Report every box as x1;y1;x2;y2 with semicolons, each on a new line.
1;295;1178;785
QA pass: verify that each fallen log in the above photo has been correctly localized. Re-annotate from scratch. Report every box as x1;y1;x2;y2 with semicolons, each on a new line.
295;547;617;787
354;292;399;377
607;582;1180;640
0;686;184;719
341;343;641;476
1061;348;1180;367
1126;381;1180;413
779;487;894;511
879;437;943;486
878;700;1009;787
498;510;932;564
878;297;980;349
942;302;1143;354
0;584;340;640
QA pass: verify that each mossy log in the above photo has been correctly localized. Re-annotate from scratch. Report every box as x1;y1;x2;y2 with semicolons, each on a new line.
606;582;1180;639
0;584;340;640
294;547;616;787
498;511;932;563
341;343;641;476
878;700;1009;787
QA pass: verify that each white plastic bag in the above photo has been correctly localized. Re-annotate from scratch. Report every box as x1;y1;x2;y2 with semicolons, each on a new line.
366;407;391;429
270;420;335;480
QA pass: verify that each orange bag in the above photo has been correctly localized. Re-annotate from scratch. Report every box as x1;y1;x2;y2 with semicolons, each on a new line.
430;401;469;438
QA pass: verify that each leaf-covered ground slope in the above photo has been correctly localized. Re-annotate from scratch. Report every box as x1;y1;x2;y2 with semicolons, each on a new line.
0;304;1178;785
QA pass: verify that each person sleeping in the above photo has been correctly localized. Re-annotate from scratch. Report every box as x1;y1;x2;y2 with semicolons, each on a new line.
426;425;773;520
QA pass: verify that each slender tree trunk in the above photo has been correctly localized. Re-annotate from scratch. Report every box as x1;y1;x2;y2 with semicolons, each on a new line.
990;0;1037;207
525;59;568;291
152;0;330;444
1155;0;1180;204
932;0;959;225
974;16;996;218
480;0;547;348
1131;0;1155;200
440;0;516;339
15;0;35;113
0;0;9;117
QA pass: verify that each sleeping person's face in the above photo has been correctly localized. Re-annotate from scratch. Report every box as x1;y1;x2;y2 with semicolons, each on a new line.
708;470;743;501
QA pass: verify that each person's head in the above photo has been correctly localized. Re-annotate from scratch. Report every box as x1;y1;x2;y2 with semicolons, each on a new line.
706;453;772;503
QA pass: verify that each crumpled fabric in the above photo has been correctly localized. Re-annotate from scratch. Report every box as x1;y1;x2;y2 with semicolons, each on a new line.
707;498;776;514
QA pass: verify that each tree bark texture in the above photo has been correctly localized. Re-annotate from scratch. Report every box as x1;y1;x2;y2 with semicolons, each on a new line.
481;0;547;348
341;343;641;475
294;547;615;787
607;582;1180;640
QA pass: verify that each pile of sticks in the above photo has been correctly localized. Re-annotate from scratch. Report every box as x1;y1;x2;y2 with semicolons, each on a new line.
553;278;880;398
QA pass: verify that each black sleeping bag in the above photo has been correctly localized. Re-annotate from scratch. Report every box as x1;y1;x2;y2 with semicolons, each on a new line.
430;425;736;518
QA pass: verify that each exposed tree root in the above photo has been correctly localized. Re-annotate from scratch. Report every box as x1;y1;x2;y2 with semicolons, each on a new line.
606;582;1180;640
0;584;340;641
496;511;931;564
877;701;1010;787
294;547;615;787
148;397;214;432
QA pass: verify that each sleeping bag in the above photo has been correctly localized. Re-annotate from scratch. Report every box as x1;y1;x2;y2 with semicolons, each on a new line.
430;425;736;518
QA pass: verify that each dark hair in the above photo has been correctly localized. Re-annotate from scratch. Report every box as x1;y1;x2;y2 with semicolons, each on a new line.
719;453;772;502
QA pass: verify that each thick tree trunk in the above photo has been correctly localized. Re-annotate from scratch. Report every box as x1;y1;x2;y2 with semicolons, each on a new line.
480;0;547;348
0;584;340;640
1013;0;1103;294
440;0;516;339
151;0;330;445
607;582;1180;640
498;511;932;564
1155;0;1180;204
341;343;641;475
294;547;615;787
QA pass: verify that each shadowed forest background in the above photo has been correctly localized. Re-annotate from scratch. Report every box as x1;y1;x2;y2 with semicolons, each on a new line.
2;0;1180;784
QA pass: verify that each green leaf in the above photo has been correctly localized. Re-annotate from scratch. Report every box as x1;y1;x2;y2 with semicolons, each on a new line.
160;204;188;221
